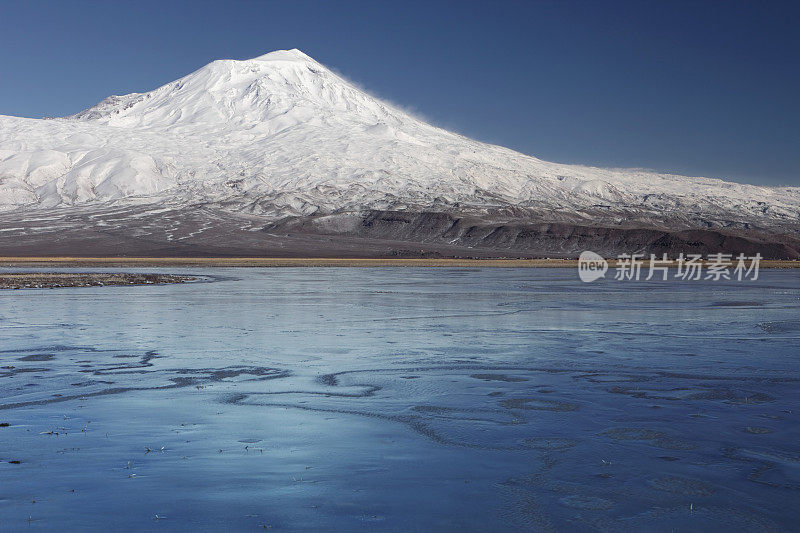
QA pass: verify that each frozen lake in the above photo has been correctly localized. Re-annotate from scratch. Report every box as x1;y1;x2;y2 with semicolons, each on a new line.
1;268;799;531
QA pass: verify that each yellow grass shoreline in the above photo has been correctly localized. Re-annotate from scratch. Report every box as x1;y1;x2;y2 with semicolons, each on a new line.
0;257;798;268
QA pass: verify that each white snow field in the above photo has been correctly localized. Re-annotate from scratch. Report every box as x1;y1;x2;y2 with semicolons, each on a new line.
1;49;798;229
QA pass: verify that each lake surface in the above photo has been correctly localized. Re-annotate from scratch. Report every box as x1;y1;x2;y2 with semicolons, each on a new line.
1;268;799;531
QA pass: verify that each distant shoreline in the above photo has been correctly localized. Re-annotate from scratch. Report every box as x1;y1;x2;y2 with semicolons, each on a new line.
1;257;799;269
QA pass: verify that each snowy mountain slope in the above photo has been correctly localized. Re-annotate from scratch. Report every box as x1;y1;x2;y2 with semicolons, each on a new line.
1;49;798;233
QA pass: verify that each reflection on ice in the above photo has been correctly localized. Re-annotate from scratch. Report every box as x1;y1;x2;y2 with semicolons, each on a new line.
0;268;798;530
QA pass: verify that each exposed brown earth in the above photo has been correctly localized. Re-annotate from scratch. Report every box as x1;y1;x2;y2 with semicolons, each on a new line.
1;258;798;269
1;206;798;259
0;273;195;289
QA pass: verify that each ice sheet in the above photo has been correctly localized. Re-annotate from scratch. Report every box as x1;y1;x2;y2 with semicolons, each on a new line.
0;268;798;530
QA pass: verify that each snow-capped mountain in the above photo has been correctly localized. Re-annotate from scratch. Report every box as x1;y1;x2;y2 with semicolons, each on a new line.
0;49;798;257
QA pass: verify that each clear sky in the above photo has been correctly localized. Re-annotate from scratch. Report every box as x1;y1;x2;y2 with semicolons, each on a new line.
1;0;798;186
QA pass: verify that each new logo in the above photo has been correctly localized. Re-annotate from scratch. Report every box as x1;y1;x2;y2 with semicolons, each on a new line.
578;251;608;282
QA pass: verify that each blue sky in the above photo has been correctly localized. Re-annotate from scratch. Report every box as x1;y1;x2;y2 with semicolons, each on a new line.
1;0;798;186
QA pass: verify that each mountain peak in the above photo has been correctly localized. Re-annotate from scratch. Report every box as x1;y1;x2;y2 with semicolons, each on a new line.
251;48;315;62
67;48;400;130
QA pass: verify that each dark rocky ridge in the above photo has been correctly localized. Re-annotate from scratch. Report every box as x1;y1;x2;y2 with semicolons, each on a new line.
1;205;797;259
270;210;800;259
